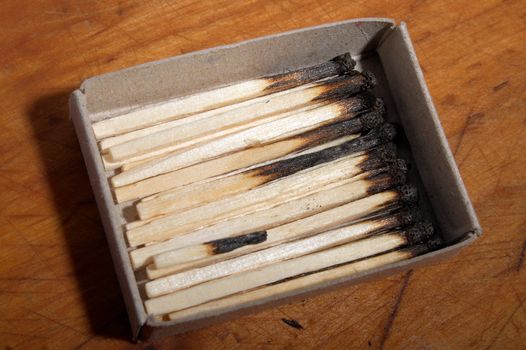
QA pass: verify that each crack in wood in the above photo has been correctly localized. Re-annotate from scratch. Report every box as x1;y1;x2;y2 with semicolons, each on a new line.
379;270;413;349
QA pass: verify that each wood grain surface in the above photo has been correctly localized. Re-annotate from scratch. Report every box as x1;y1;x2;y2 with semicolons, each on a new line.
1;0;525;349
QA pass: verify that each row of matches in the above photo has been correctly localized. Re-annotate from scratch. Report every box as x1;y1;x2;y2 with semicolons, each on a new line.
91;53;441;320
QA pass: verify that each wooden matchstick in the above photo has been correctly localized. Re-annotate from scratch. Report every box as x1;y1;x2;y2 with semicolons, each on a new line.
144;222;435;315
150;184;417;271
135;111;385;219
145;185;416;279
115;127;357;174
105;73;375;162
110;92;376;187
145;208;420;297
101;77;364;162
92;53;357;139
113;118;394;203
126;166;384;246
102;102;325;169
166;241;441;322
129;178;409;271
98;81;325;151
125;156;407;247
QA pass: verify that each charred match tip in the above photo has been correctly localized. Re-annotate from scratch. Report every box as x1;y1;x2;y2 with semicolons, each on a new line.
360;92;378;109
404;221;435;245
396;206;423;226
366;158;407;193
359;143;397;171
373;97;385;114
396;184;418;204
331;53;356;74
209;231;268;255
371;143;397;162
363;71;377;89
358;110;384;131
337;92;376;114
387;159;408;185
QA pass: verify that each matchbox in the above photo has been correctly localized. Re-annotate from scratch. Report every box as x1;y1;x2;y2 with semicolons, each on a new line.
69;18;481;341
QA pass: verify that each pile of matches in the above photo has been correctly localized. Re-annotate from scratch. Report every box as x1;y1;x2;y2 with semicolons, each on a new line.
92;53;442;320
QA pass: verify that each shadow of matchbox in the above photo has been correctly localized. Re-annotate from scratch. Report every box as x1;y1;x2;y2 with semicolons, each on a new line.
69;18;481;341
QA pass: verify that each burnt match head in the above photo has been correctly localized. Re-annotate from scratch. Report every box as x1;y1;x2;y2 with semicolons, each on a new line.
331;53;356;74
366;159;408;194
358;110;384;131
373;97;385;115
335;92;376;115
396;206;423;226
387;159;408;185
405;221;435;245
358;143;397;172
374;123;397;144
371;143;397;162
358;143;396;172
347;92;377;113
363;71;377;89
397;185;418;204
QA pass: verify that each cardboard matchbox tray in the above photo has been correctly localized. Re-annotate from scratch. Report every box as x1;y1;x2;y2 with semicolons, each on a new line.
69;18;481;340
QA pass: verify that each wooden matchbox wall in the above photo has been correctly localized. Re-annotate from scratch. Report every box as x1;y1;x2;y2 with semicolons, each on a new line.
70;19;481;340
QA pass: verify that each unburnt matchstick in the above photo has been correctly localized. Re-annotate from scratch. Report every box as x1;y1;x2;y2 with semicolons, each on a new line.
92;53;357;139
144;222;436;315
166;238;443;322
113;116;393;203
125;156;407;247
149;184;417;272
129;177;409;271
105;73;375;163
111;92;377;187
135;111;385;219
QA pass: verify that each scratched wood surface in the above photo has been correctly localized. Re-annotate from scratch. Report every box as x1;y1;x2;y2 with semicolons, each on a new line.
1;0;525;349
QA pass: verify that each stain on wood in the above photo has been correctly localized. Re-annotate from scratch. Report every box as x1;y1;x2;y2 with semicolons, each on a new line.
208;231;268;254
281;318;305;330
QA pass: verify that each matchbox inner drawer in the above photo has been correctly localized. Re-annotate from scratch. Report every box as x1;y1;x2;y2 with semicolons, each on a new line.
70;18;481;340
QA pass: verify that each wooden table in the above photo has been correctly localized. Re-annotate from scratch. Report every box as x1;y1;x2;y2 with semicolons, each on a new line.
1;0;525;348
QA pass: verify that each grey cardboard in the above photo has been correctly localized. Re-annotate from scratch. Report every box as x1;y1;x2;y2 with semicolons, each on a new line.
69;18;481;340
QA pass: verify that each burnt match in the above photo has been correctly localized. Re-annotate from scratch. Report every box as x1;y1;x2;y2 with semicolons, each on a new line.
149;184;417;272
113;118;394;203
135;114;386;219
125;158;407;247
129;176;409;272
104;73;375;163
145;208;421;297
144;222;436;315
110;92;376;187
92;53;357;139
